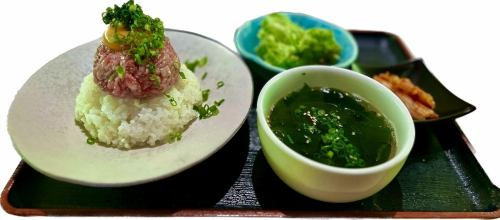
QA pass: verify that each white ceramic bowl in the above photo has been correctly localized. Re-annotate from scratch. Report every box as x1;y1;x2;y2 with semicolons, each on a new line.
256;65;415;203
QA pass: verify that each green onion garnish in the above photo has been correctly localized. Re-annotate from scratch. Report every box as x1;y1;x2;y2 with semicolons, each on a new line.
87;137;96;145
148;63;156;74
149;74;160;87
169;98;177;106
202;89;210;102
116;65;126;78
193;103;219;119
216;81;224;89
170;132;182;141
179;71;186;79
185;56;208;72
214;99;225;106
102;0;165;66
163;93;177;106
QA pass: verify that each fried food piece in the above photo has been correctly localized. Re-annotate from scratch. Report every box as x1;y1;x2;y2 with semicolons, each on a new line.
373;72;438;120
393;91;439;120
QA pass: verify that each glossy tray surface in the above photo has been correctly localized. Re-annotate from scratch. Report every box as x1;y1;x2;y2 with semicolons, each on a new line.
2;30;499;218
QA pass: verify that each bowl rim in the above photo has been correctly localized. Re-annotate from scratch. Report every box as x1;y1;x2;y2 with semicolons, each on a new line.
256;65;415;175
234;11;359;72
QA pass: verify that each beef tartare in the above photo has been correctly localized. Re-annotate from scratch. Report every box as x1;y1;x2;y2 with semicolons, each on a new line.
91;0;182;99
93;39;180;98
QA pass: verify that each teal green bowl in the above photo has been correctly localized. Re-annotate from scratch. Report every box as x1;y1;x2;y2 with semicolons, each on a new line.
234;12;358;82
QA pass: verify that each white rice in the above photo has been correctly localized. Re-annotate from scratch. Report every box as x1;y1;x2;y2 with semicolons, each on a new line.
75;64;202;149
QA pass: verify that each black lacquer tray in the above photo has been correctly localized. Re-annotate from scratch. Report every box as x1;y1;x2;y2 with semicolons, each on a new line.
2;30;499;218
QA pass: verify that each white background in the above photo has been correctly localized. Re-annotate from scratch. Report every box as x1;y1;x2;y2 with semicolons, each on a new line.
1;0;499;219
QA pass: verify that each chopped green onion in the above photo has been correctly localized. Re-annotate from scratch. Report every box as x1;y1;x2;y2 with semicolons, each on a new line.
148;63;156;74
286;134;294;144
170;132;182;141
169;98;177;106
199;56;208;66
134;54;143;65
149;74;160;87
87;137;96;145
326;150;334;158
202;89;210;102
116;65;126;78
179;71;186;79
193;103;220;119
185;56;208;72
201;72;208;80
214;99;225;106
163;93;177;106
216;81;224;89
102;0;165;66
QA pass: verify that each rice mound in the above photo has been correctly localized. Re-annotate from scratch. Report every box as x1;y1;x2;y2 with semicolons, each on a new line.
75;64;202;149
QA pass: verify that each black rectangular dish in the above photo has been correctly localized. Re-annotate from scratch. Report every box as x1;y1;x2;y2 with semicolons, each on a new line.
2;30;499;218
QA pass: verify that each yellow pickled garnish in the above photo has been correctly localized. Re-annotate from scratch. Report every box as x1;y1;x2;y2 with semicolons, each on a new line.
102;25;130;50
